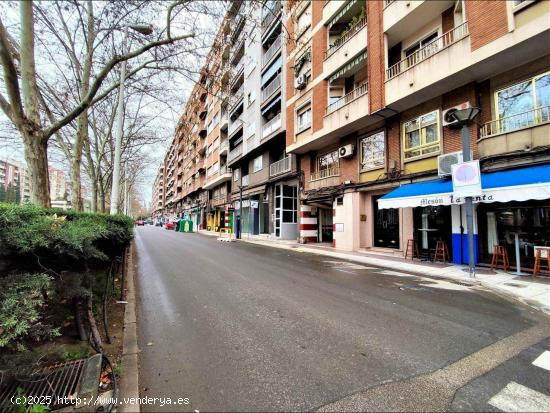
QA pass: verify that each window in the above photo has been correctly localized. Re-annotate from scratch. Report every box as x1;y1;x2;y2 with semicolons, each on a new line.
207;144;213;155
360;131;386;170
245;57;256;76
316;150;339;178
296;2;311;39
234;168;240;182
248;90;256;106
253;155;263;172
212;161;219;173
402;110;441;160
247;121;256;138
297;103;312;132
495;72;550;132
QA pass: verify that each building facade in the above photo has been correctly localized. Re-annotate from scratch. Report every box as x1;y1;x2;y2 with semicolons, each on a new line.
153;0;550;272
0;159;31;203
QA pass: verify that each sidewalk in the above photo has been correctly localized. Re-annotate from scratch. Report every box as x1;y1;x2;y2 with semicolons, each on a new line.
198;230;550;315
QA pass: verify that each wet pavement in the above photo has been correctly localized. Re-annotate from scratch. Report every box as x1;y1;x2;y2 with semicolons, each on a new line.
134;226;550;412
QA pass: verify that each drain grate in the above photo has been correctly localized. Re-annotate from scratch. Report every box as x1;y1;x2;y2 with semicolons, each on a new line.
0;358;86;411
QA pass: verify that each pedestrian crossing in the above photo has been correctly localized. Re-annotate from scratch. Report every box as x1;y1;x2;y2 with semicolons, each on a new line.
487;350;550;412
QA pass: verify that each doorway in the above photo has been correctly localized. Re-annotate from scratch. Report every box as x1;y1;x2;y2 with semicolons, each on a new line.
319;207;333;243
373;194;400;248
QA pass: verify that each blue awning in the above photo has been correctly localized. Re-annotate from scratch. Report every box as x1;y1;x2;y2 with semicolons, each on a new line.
378;164;550;209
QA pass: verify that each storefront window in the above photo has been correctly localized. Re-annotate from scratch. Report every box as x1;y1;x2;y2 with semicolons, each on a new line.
478;201;550;270
402;110;440;159
496;72;550;131
360;131;385;170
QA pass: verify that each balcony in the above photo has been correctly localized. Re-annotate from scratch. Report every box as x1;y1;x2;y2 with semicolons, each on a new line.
324;17;367;79
229;85;244;116
261;1;281;34
261;73;281;104
262;112;282;141
385;22;471;107
384;1;454;35
387;23;468;80
228;144;243;163
229;115;243;137
220;111;229;132
219;139;229;156
230;61;244;89
203;166;232;190
262;35;281;69
269;155;295;177
309;166;341;190
322;1;347;26
478;106;550;160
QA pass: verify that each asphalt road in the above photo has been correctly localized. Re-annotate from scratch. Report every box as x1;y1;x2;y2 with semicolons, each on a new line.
134;226;550;412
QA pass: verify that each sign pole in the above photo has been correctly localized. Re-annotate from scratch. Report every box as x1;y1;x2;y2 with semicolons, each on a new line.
461;124;476;278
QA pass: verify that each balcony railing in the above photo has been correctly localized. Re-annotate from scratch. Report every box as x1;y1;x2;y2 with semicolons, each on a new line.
325;17;367;59
384;0;395;7
479;106;550;138
262;112;282;140
311;166;340;181
219;139;229;154
228;144;243;162
229;115;243;136
229;85;244;113
386;22;469;80
241;174;249;186
261;2;281;33
325;83;368;115
262;36;281;68
269;155;293;177
261;73;281;103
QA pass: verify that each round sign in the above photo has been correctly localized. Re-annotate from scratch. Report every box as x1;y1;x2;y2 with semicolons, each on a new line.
454;163;477;184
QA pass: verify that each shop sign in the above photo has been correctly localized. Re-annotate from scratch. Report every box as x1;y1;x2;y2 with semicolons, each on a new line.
452;160;482;198
251;201;259;208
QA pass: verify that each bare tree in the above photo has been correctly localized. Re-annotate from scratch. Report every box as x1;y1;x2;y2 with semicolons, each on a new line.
0;0;211;207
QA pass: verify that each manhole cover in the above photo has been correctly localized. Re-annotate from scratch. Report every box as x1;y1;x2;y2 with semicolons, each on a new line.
503;282;527;288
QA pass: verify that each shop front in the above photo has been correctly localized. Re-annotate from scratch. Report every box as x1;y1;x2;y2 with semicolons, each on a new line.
378;164;550;270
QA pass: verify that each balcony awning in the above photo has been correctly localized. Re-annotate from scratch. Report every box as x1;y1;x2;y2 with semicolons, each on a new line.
327;0;359;30
261;96;281;115
378;164;550;209
329;50;367;82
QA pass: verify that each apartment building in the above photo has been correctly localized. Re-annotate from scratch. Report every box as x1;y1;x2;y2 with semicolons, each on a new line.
49;166;68;201
0;158;31;203
225;0;299;239
151;164;165;219
284;0;550;271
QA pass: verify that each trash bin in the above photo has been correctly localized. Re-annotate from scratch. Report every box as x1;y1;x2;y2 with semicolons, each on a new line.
182;219;193;233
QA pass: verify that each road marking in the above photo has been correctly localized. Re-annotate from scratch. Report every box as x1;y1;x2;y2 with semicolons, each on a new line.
532;350;550;372
488;381;550;412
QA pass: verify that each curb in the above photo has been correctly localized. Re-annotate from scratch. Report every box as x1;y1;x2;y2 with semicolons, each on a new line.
118;242;140;413
235;237;550;316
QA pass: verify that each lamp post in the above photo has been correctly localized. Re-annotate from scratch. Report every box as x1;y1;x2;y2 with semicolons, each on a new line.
448;107;481;278
110;24;153;215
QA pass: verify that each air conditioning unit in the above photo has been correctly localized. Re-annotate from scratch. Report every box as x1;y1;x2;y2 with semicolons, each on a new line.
295;75;307;90
442;102;471;127
438;151;464;176
338;144;354;158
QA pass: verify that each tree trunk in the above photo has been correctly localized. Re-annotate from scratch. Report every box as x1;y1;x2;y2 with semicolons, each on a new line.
70;115;85;211
23;132;51;207
98;174;106;212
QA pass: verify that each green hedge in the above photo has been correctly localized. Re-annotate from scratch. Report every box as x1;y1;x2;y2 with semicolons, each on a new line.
0;203;133;264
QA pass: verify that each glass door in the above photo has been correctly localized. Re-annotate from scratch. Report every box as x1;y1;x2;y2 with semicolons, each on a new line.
373;194;400;248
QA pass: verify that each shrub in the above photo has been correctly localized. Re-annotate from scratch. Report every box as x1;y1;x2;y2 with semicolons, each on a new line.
0;273;60;349
0;203;133;267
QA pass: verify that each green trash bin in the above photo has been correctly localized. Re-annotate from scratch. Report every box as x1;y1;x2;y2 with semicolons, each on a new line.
179;219;193;233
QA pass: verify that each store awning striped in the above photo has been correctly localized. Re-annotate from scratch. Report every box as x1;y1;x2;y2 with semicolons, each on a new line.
329;50;367;82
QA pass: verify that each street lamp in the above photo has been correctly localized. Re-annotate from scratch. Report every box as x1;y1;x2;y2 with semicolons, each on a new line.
110;24;153;215
447;106;481;278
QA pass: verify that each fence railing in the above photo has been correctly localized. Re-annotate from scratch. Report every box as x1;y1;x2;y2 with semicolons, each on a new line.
386;22;469;80
269;155;293;177
262;112;282;139
262;36;282;68
310;166;340;181
325;17;367;59
479;106;550;138
325;83;368;115
228;144;243;162
261;73;281;103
